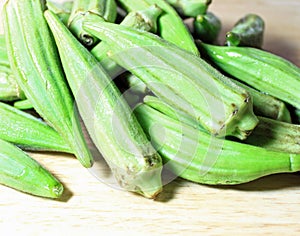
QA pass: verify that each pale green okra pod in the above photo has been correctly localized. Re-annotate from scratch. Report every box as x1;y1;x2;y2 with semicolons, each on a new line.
117;0;199;55
83;20;259;139
45;10;163;199
0;101;71;153
135;104;300;185
200;43;300;110
3;0;93;167
0;139;63;198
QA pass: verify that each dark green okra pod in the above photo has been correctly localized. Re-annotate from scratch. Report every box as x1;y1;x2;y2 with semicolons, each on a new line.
84;20;258;139
200;43;300;110
0;139;63;198
193;12;221;44
0;101;71;153
135;104;300;185
68;0;117;46
3;0;93;167
45;10;163;199
225;13;265;48
117;0;199;55
166;0;211;17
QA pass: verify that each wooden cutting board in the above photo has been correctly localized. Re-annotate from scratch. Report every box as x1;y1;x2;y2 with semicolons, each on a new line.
0;0;300;235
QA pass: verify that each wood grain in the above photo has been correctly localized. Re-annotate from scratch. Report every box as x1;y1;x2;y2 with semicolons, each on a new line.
1;0;300;235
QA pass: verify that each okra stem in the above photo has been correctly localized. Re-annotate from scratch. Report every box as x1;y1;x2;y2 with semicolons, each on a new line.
117;0;199;55
68;0;117;46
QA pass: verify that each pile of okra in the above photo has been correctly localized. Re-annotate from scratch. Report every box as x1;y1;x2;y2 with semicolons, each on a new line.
1;0;300;199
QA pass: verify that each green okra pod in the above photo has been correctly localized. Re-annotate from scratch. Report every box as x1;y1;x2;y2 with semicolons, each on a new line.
13;99;33;110
3;0;93;167
166;0;211;17
232;80;291;122
84;20;258;139
91;4;162;77
245;116;300;154
0;67;25;102
45;10;163;199
225;14;265;48
0;101;71;153
46;0;73;25
193;12;221;44
117;0;199;55
0;139;63;198
0;35;25;101
135;104;300;185
143;95;206;132
199;43;300;110
68;0;117;46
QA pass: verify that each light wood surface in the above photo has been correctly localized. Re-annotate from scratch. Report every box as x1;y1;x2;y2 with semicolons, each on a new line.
1;0;300;235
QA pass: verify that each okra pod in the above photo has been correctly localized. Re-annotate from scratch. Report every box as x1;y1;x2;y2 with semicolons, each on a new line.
232;80;291;122
193;12;221;44
199;43;300;109
45;10;163;198
46;0;73;25
117;0;199;55
225;14;265;48
135;104;300;185
0;139;63;198
13;99;33;110
3;0;93;167
245;116;300;154
68;0;117;46
0;35;25;101
0;68;25;102
143;95;206;132
0;101;71;153
245;117;300;153
91;5;162;77
166;0;211;17
84;21;258;139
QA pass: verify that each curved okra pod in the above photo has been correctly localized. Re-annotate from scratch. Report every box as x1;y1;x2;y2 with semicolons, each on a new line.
193;12;221;44
117;0;199;55
245;116;300;154
166;0;211;17
84;20;259;139
0;139;63;198
68;0;117;47
91;5;162;77
46;0;73;25
199;43;300;110
45;10;163;199
135;104;300;185
3;0;93;167
0;102;71;153
225;14;265;48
